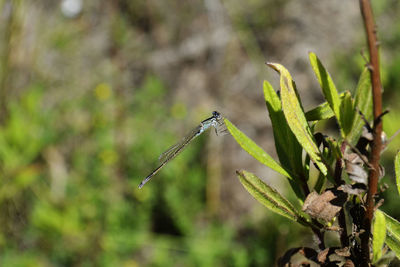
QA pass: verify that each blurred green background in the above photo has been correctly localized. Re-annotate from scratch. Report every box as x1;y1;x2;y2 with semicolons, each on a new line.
0;0;399;266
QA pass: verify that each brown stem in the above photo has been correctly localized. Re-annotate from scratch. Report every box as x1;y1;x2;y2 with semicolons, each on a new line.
359;0;383;265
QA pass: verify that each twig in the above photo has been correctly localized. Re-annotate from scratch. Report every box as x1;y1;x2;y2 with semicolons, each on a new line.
359;0;384;265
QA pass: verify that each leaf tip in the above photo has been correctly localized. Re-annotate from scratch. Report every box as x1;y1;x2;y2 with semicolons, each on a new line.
266;62;280;73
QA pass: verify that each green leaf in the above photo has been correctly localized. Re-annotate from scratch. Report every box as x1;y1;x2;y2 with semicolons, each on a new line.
325;136;342;159
236;170;301;222
386;234;400;258
305;93;346;121
395;151;400;196
373;210;387;263
263;80;304;196
339;91;355;137
309;52;341;128
381;210;400;258
382;210;400;241
224;118;291;179
314;173;325;193
305;101;335;121
267;62;329;177
347;68;373;145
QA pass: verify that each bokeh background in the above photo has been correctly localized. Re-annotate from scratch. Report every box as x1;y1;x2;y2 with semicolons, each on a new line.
1;0;400;266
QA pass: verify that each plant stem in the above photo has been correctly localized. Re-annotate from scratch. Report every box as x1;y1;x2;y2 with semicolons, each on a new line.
359;0;383;265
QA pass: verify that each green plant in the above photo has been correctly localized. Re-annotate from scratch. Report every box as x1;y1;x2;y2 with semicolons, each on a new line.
223;1;400;265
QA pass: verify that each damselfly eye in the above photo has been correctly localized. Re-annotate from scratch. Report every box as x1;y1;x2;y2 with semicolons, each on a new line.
212;111;221;118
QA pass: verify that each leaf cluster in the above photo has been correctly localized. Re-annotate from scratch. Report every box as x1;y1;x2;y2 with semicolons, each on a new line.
225;52;400;265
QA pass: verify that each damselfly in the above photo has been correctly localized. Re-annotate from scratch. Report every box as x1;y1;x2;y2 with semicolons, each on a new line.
138;111;226;189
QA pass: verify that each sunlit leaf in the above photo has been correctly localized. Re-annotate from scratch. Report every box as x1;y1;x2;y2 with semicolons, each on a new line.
224;118;291;179
263;80;304;198
339;91;355;137
309;53;341;128
267;62;329;177
305;101;335;121
373;210;387;263
236;170;301;222
395;151;400;196
348;68;373;145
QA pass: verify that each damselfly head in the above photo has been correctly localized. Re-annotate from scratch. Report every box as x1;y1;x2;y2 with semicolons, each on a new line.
213;111;227;136
212;111;221;119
